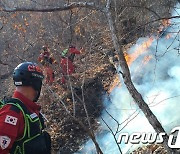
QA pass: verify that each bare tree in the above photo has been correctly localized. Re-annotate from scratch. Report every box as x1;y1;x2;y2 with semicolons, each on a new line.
0;0;179;153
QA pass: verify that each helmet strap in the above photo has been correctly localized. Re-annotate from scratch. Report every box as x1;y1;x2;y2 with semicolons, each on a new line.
33;90;41;102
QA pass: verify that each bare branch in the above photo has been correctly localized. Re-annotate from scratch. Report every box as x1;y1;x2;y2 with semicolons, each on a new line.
46;85;70;114
46;85;103;154
1;2;104;13
124;5;161;18
149;95;180;107
0;59;9;66
101;117;122;154
0;71;13;80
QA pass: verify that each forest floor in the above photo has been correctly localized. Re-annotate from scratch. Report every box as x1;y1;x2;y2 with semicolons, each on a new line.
40;49;119;153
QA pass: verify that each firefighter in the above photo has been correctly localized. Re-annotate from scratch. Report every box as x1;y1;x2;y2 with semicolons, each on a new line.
60;45;80;84
0;62;51;154
38;46;56;85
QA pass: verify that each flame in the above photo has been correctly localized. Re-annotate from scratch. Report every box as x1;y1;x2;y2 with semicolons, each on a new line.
166;34;171;39
132;55;153;76
108;38;154;93
158;19;171;39
142;55;153;65
108;75;121;93
125;37;154;65
158;19;171;32
162;19;171;27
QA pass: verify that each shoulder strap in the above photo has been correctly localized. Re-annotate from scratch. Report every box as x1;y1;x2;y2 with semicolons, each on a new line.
0;98;20;113
0;100;5;109
0;100;4;107
4;98;44;129
4;98;31;115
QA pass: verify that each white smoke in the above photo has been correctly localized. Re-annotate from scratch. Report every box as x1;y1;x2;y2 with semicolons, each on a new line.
76;3;180;154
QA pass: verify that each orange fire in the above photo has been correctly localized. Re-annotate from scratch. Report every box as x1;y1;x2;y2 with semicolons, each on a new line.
162;19;171;27
125;37;154;65
166;34;171;39
132;55;153;76
142;55;153;65
108;75;121;93
109;19;172;93
158;19;171;33
158;19;171;39
108;38;154;93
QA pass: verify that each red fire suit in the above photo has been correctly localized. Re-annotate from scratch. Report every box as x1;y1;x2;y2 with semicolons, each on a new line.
38;51;56;85
0;91;41;153
60;47;80;84
68;47;81;56
44;66;55;84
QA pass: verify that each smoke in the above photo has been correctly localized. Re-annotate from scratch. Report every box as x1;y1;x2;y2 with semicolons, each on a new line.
76;3;180;154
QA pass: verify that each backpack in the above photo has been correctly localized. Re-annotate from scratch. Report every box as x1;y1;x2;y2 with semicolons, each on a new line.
0;98;51;154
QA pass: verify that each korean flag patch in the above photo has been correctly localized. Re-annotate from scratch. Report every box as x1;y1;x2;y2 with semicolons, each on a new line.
0;136;11;149
5;115;18;126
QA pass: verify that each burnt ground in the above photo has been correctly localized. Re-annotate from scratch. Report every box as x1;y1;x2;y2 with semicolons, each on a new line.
39;50;117;153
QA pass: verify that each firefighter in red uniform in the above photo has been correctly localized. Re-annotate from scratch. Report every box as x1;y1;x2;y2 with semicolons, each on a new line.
38;46;56;85
60;45;80;84
0;62;51;154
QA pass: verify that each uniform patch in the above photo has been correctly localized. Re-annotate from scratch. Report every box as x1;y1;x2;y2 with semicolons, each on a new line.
0;136;11;149
5;115;18;126
30;113;38;119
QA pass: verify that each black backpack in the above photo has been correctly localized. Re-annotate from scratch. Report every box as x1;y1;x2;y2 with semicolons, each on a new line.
0;98;51;154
